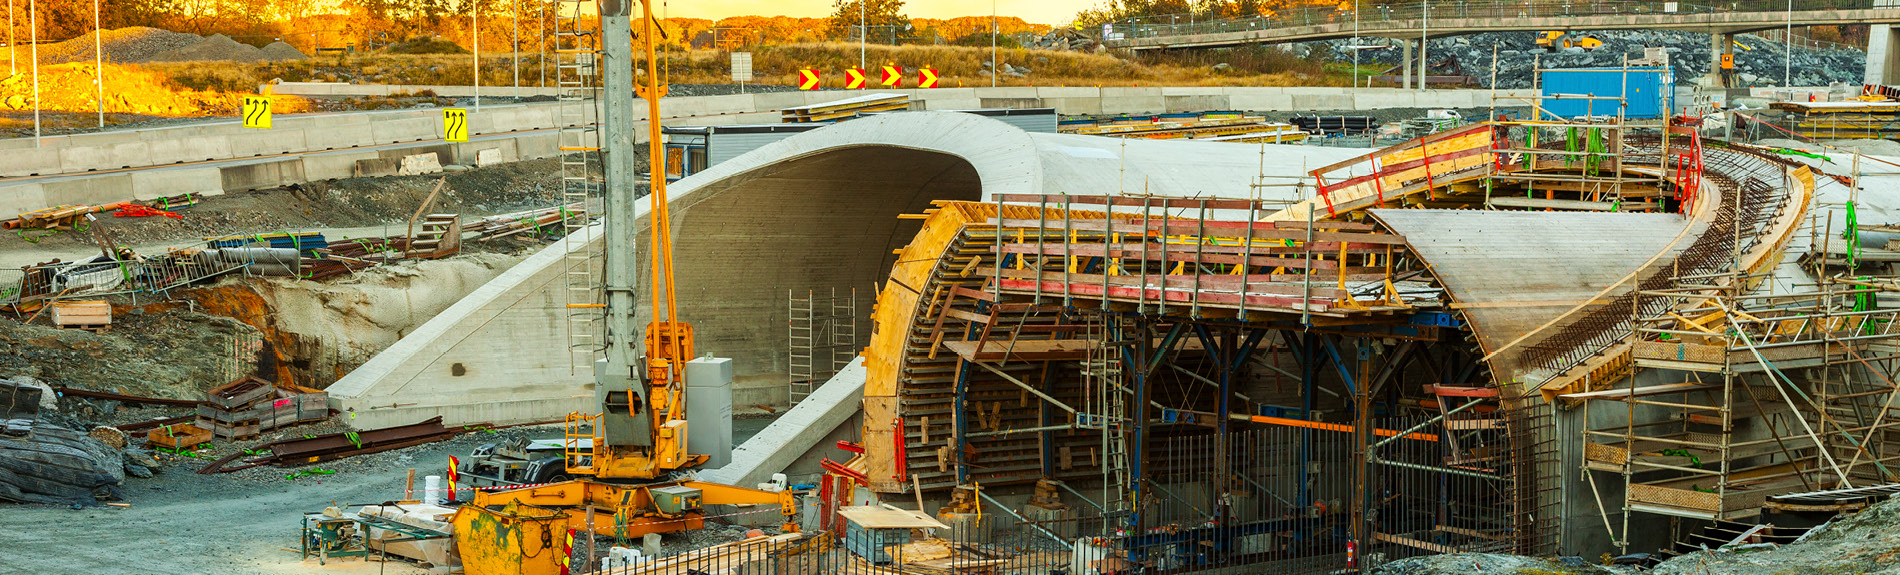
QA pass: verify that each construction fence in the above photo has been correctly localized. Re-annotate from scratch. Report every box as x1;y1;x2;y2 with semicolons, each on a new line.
575;408;1556;575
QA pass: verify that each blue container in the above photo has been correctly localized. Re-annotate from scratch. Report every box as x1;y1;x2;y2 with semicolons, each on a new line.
1539;67;1673;119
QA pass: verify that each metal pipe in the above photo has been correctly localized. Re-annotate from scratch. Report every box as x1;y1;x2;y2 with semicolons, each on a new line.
977;491;1073;549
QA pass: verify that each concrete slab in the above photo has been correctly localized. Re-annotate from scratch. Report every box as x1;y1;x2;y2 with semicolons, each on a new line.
129;168;223;201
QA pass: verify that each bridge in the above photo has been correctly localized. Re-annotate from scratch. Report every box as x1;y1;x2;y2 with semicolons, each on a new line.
1102;0;1900;86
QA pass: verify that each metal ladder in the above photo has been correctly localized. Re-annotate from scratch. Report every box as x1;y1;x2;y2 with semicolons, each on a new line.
788;290;817;405
555;0;604;374
1079;323;1132;525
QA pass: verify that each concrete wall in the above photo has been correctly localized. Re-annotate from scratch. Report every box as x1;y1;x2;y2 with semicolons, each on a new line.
2;84;1518;219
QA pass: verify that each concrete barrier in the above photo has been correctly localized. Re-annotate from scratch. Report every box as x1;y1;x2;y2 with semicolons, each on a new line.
1;85;1534;218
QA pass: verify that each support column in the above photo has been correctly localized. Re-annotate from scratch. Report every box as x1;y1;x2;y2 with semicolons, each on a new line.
1869;24;1900;86
1702;32;1734;89
1417;38;1429;92
1401;39;1414;90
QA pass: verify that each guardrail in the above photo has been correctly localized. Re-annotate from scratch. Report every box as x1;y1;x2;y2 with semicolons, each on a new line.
1109;0;1880;42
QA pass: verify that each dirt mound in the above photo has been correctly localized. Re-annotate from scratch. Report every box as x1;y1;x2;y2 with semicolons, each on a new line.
380;36;470;55
146;34;265;63
0;62;308;116
12;27;202;65
259;41;309;61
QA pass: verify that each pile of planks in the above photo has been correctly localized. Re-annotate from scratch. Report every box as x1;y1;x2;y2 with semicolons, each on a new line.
462;203;586;242
195;376;329;440
3;202;133;230
782;93;910;123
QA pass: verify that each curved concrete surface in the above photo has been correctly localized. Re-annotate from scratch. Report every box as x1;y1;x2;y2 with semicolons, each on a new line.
327;111;1368;430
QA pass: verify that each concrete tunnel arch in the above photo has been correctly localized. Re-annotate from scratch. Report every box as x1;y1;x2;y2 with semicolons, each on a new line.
327;112;1050;429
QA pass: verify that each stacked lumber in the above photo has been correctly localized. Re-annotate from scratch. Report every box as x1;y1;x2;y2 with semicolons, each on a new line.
3;202;133;230
195;376;329;439
49;300;111;332
782;93;910;123
463;203;585;241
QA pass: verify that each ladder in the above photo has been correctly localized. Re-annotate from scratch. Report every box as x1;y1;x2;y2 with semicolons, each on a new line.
789;290;817;405
1079;321;1132;526
555;0;604;374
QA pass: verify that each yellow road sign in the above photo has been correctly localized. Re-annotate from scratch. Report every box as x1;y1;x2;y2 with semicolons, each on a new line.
443;108;469;142
241;96;272;129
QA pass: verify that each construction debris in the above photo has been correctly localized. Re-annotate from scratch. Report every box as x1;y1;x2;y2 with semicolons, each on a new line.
1059;112;1310;143
205;417;456;473
195;376;328;440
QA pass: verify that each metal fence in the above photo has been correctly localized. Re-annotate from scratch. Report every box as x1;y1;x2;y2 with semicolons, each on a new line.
1110;0;1880;41
2;251;249;306
569;408;1556;575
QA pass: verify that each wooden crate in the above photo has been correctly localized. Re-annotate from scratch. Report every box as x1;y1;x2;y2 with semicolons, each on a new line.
50;300;111;330
205;376;275;410
195;417;260;440
147;423;213;449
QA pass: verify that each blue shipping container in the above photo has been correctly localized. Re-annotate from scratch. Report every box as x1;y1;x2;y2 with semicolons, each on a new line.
1539;67;1673;119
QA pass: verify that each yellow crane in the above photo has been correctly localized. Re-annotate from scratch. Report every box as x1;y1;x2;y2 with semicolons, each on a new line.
452;3;797;574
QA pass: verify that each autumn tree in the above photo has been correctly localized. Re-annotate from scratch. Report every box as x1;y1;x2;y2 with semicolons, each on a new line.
826;0;908;41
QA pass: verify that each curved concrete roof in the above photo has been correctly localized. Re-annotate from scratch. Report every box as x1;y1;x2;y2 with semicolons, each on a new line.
328;111;1368;428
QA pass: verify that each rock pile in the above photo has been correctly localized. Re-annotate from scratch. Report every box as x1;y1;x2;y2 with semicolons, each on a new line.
1306;30;1865;88
1029;27;1100;52
5;27;308;66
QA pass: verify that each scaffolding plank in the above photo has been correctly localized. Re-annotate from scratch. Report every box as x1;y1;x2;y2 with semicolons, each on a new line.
1558;382;1720;400
940;339;1096;362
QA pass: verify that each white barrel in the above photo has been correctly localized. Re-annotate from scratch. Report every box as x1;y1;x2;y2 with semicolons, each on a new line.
424;475;443;505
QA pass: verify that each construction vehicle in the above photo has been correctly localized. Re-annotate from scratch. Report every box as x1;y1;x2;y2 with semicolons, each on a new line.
452;1;798;573
1536;31;1603;51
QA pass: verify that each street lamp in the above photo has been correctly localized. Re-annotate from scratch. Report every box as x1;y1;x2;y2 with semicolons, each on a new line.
991;0;998;87
94;0;102;128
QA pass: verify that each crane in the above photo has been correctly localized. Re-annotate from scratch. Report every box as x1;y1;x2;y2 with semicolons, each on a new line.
566;0;698;482
451;5;796;573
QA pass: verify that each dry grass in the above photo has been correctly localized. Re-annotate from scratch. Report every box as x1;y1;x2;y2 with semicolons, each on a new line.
100;42;1351;94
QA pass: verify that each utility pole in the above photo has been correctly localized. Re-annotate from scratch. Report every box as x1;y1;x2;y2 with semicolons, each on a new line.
859;0;866;71
596;0;650;451
991;0;998;87
1352;0;1359;88
539;0;546;88
94;0;103;128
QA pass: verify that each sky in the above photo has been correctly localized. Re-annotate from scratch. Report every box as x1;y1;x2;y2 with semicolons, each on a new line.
656;0;1096;26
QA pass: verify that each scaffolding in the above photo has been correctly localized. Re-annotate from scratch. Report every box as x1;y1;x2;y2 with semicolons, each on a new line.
555;0;604;374
788;288;858;405
1577;272;1900;547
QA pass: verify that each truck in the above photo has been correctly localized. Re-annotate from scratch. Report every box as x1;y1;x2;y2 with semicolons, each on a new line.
460;437;586;487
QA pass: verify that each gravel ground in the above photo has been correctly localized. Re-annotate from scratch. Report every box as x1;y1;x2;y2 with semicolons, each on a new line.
0;416;785;575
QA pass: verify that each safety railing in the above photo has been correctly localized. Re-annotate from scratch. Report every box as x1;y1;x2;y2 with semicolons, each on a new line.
1109;0;1881;42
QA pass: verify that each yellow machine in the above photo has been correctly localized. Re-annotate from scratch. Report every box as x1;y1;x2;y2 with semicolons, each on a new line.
453;480;799;575
452;2;800;574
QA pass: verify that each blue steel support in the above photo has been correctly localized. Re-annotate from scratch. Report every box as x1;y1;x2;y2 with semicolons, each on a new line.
1320;334;1359;397
952;321;978;485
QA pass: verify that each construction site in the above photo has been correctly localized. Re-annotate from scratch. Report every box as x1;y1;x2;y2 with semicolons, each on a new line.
16;1;1900;574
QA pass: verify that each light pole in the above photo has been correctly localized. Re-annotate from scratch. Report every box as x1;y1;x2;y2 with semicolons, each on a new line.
539;0;546;88
93;0;102;128
1352;0;1359;88
29;0;37;146
473;0;481;112
859;0;866;71
512;0;519;92
991;0;998;87
1418;0;1428;92
7;0;15;76
1783;0;1792;87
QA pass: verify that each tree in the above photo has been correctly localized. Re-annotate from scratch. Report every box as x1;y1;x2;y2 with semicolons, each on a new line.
826;0;907;41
